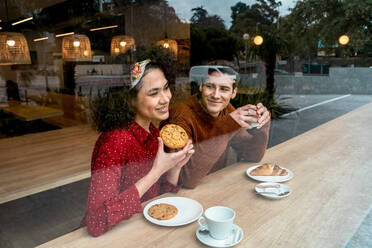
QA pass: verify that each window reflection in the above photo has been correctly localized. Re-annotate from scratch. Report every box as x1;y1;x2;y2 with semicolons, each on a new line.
0;0;371;247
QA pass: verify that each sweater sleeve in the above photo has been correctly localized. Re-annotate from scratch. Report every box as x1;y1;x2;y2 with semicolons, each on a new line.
160;175;182;194
84;141;143;237
229;120;271;162
162;107;241;189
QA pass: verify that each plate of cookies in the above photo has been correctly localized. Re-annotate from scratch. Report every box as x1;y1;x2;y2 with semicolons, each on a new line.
246;163;293;183
143;197;203;227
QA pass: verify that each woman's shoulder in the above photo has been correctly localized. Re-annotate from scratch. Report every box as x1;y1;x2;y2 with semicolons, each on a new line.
96;128;134;150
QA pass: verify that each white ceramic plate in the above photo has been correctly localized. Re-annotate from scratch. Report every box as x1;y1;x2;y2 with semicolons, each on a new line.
246;164;294;183
143;197;203;227
255;182;292;200
196;224;243;248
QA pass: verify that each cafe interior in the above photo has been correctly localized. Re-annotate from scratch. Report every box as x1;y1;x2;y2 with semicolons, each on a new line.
0;0;372;247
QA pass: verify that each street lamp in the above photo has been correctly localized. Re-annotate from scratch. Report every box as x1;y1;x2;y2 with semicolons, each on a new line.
243;33;249;74
339;35;349;45
254;35;263;46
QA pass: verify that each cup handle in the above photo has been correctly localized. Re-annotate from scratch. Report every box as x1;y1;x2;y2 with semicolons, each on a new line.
198;216;208;229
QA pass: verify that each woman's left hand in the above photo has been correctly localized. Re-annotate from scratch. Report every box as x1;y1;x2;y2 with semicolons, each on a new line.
165;140;194;185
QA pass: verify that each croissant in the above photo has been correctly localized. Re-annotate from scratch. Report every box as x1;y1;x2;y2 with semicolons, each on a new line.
250;163;288;176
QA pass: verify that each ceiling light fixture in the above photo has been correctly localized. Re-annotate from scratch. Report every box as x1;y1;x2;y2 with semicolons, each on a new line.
0;32;31;65
12;17;33;26
56;32;74;37
110;35;135;56
62;34;92;61
90;25;118;31
33;37;48;42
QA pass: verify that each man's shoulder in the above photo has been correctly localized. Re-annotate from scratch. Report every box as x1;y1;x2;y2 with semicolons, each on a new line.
169;96;198;118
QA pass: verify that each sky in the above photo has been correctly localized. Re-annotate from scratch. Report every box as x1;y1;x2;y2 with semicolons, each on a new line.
167;0;298;28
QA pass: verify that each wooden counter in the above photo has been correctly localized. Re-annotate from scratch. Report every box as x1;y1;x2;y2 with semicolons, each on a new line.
37;102;372;248
0;125;98;204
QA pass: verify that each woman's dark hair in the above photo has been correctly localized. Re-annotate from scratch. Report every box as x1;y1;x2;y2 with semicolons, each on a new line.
89;62;166;133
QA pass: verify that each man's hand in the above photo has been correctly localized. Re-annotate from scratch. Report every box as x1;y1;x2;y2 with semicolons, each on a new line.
230;103;271;129
230;104;259;129
256;102;271;129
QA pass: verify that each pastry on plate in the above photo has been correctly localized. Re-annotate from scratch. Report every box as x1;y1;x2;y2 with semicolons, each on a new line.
250;163;288;176
148;203;178;220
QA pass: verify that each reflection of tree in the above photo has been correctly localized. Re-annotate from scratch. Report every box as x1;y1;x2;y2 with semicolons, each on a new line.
281;0;372;59
190;7;241;66
191;25;242;66
191;6;225;29
230;0;287;99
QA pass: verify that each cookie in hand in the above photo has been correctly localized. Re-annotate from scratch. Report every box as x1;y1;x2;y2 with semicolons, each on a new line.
160;124;188;149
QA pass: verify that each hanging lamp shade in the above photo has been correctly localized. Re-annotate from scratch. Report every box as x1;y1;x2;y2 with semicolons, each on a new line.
62;34;92;61
157;39;178;56
111;35;135;56
0;32;31;65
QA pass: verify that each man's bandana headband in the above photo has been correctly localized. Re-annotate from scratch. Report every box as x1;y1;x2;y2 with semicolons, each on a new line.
130;59;151;88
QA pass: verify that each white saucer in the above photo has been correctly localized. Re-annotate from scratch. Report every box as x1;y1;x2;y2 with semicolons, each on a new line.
255;182;292;200
196;224;243;248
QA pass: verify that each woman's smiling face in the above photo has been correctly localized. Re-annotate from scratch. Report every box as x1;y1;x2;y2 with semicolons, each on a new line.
133;68;172;123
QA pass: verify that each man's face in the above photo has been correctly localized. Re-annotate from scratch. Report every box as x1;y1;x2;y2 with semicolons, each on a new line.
199;71;237;117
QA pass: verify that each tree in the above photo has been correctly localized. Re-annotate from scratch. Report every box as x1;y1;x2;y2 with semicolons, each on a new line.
190;7;241;65
230;0;287;99
281;0;372;59
190;25;243;65
231;2;249;27
191;6;225;29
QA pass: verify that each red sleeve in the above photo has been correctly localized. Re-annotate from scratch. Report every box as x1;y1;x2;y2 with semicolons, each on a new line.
84;142;143;237
159;175;182;194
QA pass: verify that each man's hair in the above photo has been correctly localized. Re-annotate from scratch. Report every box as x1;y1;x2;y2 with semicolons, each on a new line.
205;68;237;90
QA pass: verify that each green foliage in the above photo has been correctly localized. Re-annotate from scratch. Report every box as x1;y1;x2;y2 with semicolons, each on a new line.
88;88;135;133
230;86;296;119
230;0;281;35
281;0;372;58
230;0;287;99
191;6;225;29
190;25;243;65
136;44;178;87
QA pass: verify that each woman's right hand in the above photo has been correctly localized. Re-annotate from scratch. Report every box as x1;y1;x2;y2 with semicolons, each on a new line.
151;137;194;177
135;138;194;197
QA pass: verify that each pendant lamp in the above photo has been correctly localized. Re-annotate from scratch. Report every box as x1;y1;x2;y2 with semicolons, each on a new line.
111;35;135;56
0;32;31;65
157;38;178;56
62;34;92;61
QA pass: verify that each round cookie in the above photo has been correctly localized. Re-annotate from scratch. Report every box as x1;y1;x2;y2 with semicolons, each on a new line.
148;203;178;220
160;124;188;149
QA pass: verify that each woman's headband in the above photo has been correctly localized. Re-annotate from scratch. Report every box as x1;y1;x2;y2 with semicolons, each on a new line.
130;59;151;88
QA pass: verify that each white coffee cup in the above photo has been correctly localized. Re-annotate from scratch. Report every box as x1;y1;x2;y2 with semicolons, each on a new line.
246;112;259;128
198;206;235;240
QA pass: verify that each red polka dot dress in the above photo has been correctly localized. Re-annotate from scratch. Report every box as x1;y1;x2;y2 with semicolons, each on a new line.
81;122;180;237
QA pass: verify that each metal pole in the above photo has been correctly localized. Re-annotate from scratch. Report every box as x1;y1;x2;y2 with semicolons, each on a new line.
243;33;249;75
245;40;247;74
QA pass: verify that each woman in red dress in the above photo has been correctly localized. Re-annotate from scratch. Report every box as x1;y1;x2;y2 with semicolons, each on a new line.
81;60;194;237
